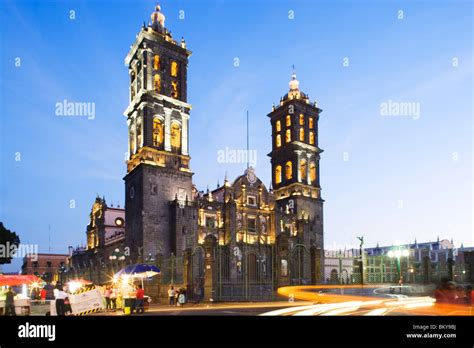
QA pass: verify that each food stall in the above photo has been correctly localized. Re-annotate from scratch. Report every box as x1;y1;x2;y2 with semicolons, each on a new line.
0;275;44;315
114;264;159;314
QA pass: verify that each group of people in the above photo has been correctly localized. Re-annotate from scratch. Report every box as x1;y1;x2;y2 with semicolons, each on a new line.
103;285;118;310
167;286;186;306
434;281;474;305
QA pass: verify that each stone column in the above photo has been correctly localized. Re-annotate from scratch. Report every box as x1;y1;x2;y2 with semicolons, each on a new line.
182;248;193;297
203;235;217;301
164;108;172;151
181;112;189;156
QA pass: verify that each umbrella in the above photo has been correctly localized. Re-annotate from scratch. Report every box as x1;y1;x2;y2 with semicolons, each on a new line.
0;275;44;287
114;264;160;288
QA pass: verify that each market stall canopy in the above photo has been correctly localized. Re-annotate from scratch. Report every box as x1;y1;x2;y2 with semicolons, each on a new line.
0;275;44;287
114;264;160;279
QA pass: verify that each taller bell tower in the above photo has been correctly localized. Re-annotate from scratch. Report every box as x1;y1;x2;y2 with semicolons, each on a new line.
268;73;324;283
124;5;193;262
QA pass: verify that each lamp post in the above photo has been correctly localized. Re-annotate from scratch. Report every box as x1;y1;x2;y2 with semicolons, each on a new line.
109;248;126;274
387;248;409;285
337;250;343;285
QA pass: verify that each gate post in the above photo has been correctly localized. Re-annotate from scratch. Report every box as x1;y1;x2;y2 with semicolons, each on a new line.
203;235;217;301
183;248;193;298
310;246;323;284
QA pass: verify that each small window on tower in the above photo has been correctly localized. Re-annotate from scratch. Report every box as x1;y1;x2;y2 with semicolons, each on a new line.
136;119;142;147
275;165;282;184
285;161;293;180
276;120;281;132
170;123;181;151
309;131;315;145
299;128;305;142
154;74;161;92
310;161;316;182
299;114;304;125
154;55;160;70
129;126;136;154
171;61;179;77
153;118;164;147
286;115;291;126
286;129;291;143
300;159;307;181
276;134;281;148
309;117;314;129
171;81;179;99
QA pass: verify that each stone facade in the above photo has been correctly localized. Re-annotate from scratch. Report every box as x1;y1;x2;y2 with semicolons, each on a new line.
69;5;326;301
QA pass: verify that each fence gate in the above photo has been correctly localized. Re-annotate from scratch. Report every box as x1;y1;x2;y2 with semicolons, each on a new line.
188;246;205;301
215;244;275;301
289;244;311;285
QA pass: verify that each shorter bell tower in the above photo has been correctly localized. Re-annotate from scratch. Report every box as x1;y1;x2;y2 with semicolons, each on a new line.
268;72;324;284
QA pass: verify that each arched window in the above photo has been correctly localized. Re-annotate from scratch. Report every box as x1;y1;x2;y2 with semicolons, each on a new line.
171;81;179;99
276;134;281;148
275;165;282;184
299;113;304;125
309;131;315;145
136;120;142;148
153;55;160;70
285;161;293;180
153;118;164;147
170;123;181;151
299;128;305;142
171;61;179;77
286;129;291;143
310;161;316;182
276;120;281;132
154;74;161;92
286;115;291;126
300;159;307;181
129;126;136;154
309;117;314;129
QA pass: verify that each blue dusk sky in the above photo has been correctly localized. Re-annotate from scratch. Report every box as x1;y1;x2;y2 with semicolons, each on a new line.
0;0;472;272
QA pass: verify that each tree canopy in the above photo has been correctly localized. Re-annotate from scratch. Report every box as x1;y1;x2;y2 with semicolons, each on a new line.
0;222;21;265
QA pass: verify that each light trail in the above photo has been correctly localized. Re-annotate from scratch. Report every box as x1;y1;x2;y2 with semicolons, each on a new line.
259;285;474;316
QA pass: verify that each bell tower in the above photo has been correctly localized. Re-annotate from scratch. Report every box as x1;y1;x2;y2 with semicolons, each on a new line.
124;5;193;262
268;72;324;283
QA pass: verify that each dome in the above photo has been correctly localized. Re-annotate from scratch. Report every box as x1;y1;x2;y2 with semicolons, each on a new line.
289;73;299;91
150;4;166;31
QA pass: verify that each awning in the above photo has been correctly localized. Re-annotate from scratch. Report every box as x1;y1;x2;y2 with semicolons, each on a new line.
0;275;44;287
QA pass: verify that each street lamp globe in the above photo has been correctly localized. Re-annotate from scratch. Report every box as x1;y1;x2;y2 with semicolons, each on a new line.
402;249;409;257
387;250;394;258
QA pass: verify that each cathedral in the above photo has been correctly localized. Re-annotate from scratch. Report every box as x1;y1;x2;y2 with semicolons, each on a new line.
70;5;324;301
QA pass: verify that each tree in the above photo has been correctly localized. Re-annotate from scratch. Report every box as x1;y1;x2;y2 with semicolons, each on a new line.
0;222;21;265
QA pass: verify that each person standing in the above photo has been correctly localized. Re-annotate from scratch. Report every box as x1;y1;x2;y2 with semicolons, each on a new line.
40;287;47;304
4;287;16;316
168;286;175;306
54;286;67;316
135;285;145;314
104;286;112;310
110;286;117;310
398;276;404;294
